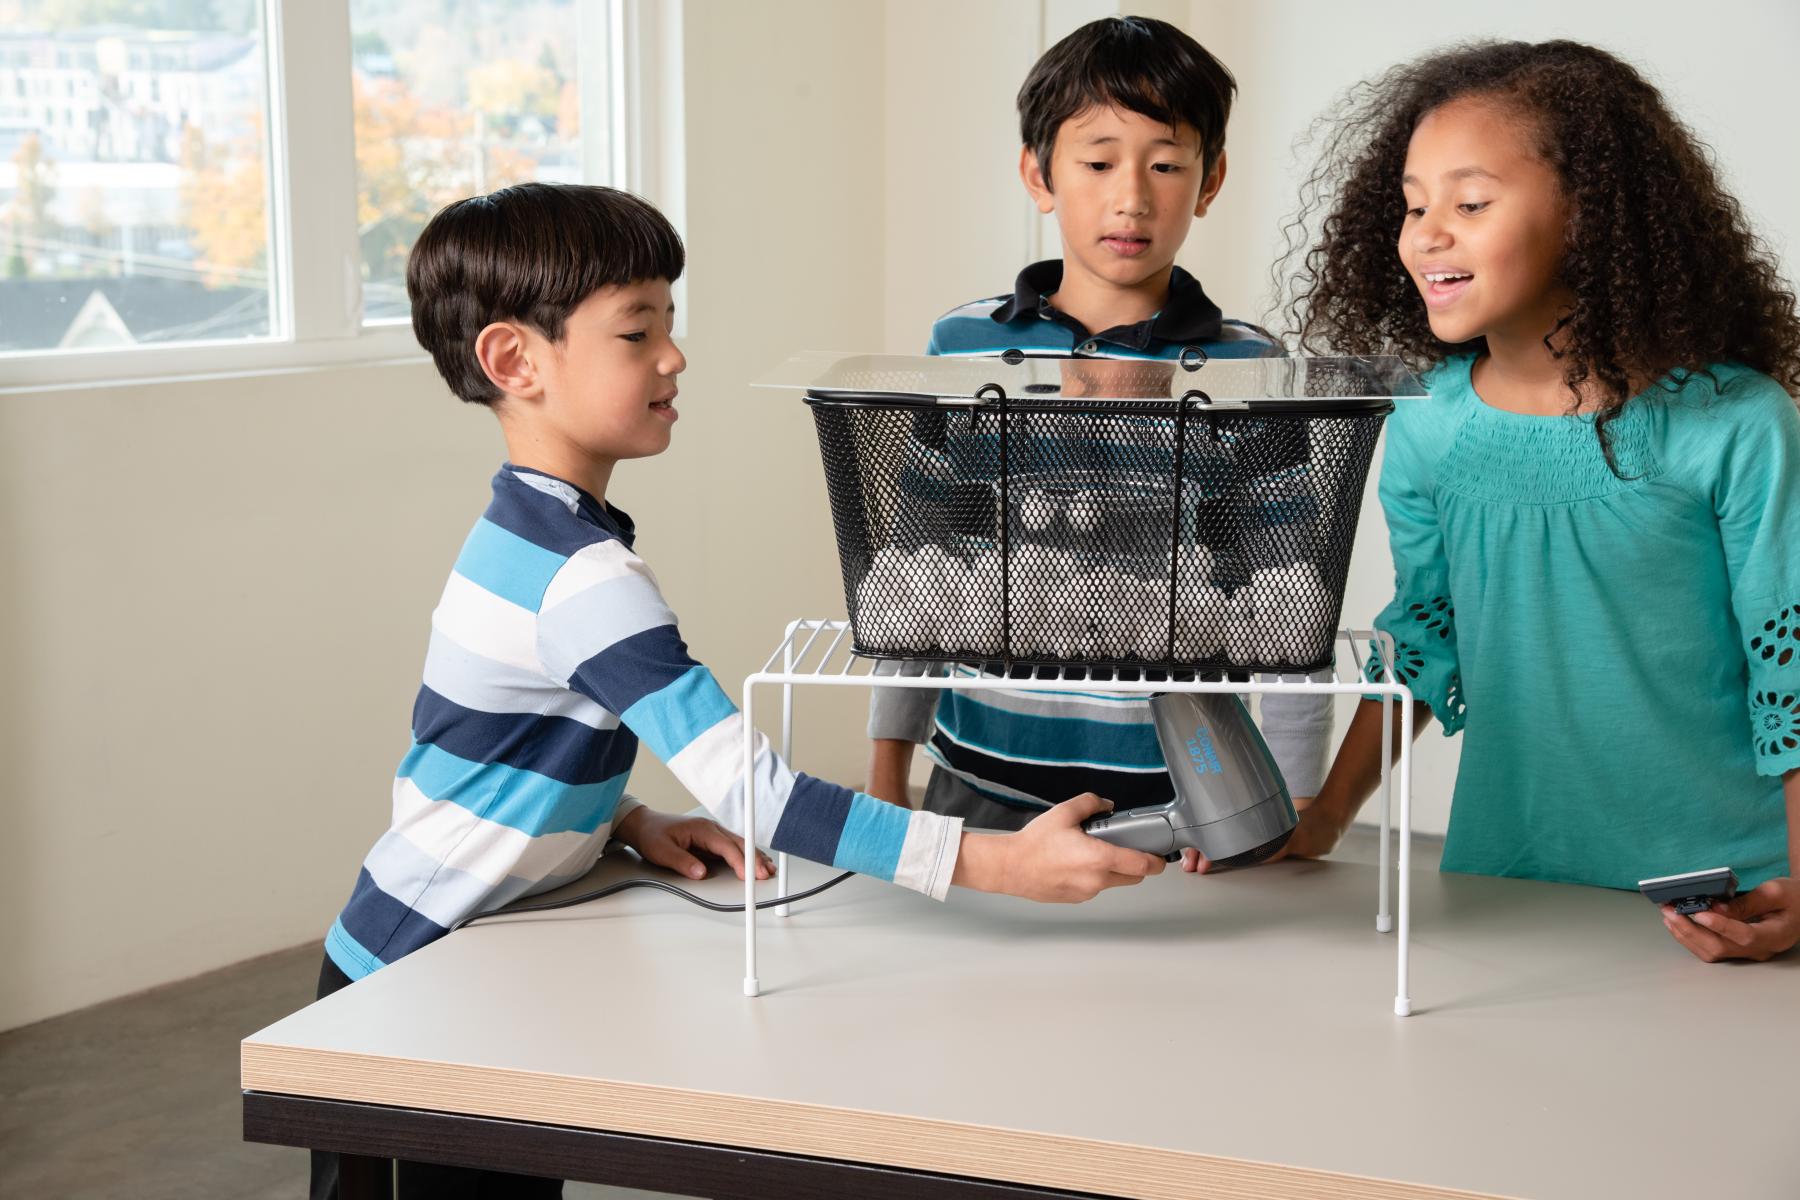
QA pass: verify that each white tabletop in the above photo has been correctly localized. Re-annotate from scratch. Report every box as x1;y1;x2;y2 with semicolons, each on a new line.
243;836;1800;1200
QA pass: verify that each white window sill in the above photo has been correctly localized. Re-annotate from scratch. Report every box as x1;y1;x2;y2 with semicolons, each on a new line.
0;325;430;395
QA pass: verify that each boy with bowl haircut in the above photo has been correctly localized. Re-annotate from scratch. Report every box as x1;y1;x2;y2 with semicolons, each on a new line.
868;17;1334;855
311;183;1164;1199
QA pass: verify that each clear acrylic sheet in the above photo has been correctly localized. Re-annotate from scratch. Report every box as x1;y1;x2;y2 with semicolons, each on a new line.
753;350;1426;406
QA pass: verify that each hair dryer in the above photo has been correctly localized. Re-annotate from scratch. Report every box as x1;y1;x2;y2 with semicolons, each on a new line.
1081;691;1296;866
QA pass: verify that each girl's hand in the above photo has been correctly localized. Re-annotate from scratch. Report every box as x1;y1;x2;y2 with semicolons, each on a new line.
1661;878;1800;963
1179;794;1348;874
613;808;774;882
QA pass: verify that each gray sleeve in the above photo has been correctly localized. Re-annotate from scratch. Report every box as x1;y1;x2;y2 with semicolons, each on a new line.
1257;670;1335;798
867;659;943;743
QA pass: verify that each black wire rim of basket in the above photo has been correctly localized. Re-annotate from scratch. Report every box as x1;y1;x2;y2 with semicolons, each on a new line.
806;382;1393;676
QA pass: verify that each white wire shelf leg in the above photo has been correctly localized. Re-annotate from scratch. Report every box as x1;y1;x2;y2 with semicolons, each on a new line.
1376;631;1395;936
741;673;761;998
1396;690;1415;1018
777;635;795;918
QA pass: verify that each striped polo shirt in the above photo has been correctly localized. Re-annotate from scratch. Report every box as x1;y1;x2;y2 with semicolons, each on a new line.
327;466;961;981
926;260;1281;360
868;261;1333;811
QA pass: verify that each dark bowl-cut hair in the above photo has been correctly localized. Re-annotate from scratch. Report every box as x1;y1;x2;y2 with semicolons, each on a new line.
407;182;685;406
1017;14;1236;189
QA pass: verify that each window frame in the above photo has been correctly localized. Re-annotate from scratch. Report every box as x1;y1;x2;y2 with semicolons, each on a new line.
0;0;684;394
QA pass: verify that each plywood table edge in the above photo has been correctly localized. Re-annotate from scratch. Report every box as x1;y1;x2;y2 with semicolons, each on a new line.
242;1040;1511;1200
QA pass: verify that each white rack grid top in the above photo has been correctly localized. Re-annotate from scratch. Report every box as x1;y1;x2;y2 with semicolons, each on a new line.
752;619;1405;698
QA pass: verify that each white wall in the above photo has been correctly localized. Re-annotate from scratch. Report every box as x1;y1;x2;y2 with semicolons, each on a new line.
5;0;1796;1030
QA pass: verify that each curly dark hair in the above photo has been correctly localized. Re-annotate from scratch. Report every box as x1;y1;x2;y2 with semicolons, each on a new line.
1276;39;1800;469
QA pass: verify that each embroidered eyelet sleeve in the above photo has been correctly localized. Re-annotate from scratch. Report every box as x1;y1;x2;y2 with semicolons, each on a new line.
1362;406;1466;734
1720;379;1800;776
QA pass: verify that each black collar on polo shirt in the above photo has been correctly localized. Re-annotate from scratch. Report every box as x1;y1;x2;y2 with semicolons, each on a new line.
990;260;1225;352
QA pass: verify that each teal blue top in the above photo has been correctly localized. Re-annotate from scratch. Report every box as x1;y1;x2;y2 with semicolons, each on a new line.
1368;356;1798;890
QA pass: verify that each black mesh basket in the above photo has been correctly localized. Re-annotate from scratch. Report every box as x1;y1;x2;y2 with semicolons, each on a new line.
801;356;1396;675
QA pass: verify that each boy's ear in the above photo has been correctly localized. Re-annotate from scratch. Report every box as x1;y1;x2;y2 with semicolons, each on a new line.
1193;149;1228;219
474;320;545;401
1019;145;1056;214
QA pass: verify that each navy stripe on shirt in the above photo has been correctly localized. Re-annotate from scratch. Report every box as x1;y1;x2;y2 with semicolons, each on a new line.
568;623;699;716
337;866;451;967
411;686;637;786
771;773;855;863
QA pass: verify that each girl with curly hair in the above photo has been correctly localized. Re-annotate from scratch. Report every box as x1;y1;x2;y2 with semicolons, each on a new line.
1250;39;1800;963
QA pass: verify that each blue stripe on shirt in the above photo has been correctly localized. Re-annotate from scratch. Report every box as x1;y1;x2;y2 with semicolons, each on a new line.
937;692;1167;769
453;517;567;611
398;740;630;835
620;665;737;762
834;791;909;881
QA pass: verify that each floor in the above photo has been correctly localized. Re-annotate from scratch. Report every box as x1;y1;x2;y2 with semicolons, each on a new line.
0;827;1425;1198
0;940;675;1199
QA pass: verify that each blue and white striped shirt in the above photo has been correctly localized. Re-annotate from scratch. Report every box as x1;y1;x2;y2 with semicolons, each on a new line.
327;465;962;981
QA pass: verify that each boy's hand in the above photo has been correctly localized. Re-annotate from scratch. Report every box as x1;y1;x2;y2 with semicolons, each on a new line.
612;807;773;882
953;793;1165;902
1178;794;1348;874
1661;877;1800;963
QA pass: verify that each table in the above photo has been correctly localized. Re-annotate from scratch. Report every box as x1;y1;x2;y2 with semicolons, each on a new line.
242;838;1800;1199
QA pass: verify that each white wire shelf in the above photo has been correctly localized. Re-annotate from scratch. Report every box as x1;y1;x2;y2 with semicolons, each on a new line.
738;619;1419;1017
751;618;1412;696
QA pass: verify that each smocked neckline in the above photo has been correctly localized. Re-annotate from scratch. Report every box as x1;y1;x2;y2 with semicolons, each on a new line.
1449;355;1612;425
1430;356;1662;504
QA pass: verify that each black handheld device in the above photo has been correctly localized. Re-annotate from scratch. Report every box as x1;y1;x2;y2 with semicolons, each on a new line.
1637;867;1738;915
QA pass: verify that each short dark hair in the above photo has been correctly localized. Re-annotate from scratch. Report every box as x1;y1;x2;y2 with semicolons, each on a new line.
406;182;686;406
1018;15;1236;189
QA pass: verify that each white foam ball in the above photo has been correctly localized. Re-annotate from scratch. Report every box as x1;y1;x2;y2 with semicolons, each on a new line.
1067;491;1100;532
959;551;1004;656
1174;585;1226;660
1136;578;1171;661
1176;543;1215;586
900;551;947;649
1083;567;1137;659
1226;590;1263;664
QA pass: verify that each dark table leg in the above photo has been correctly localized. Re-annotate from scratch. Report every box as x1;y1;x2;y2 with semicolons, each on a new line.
336;1152;392;1200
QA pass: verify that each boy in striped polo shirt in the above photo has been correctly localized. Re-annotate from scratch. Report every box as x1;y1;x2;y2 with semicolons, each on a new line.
310;183;1164;1199
866;17;1334;865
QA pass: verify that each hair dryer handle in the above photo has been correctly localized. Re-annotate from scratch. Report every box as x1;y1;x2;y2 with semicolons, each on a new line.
1081;806;1180;860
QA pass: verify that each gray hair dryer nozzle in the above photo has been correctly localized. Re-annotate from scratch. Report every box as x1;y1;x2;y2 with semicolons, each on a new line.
1081;691;1297;866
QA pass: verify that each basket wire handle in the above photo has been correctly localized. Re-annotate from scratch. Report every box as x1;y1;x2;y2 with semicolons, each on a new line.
975;382;1010;667
1165;389;1200;662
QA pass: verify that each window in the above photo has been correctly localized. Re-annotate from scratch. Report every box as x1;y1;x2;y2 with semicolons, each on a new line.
0;0;682;388
0;4;277;353
350;0;590;322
